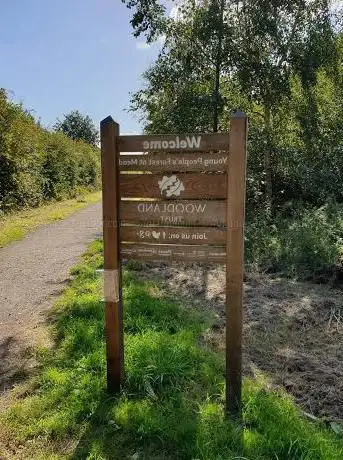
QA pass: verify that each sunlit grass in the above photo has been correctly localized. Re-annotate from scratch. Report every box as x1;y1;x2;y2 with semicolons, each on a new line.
0;191;101;247
1;239;342;459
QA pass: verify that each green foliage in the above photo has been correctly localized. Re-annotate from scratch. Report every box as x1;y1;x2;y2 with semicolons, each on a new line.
122;0;169;42
1;240;343;459
246;203;343;279
127;0;239;134
125;1;343;209
41;131;99;200
54;110;99;147
0;90;100;213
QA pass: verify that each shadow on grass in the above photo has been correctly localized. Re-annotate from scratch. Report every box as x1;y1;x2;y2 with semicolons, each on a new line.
2;240;343;460
137;261;343;421
70;390;244;460
0;336;37;391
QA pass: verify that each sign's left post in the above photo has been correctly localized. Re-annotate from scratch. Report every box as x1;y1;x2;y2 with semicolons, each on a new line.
100;116;124;393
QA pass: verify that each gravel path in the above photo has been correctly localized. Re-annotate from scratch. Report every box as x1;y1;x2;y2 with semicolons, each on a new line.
0;201;102;391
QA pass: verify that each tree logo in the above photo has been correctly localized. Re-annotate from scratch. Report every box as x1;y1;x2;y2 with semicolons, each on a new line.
152;231;161;239
158;175;185;197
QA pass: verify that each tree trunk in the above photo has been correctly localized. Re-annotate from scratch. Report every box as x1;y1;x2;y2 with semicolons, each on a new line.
213;0;224;133
264;103;273;212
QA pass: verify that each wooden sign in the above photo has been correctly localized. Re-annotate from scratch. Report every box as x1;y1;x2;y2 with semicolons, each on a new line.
119;152;229;172
120;200;226;226
120;173;226;199
121;243;226;263
100;117;123;393
100;112;248;421
120;226;226;245
119;132;230;152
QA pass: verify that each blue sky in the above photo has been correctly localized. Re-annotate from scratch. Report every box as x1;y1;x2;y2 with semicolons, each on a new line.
0;0;162;134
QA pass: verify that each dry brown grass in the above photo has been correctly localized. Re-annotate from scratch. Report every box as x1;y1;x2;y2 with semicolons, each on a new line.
135;263;343;421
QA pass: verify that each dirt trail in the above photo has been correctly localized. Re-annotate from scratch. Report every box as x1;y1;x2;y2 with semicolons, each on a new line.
0;201;102;392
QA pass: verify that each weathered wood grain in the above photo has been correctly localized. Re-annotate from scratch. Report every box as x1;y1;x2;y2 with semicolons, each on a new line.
119;133;230;152
120;243;226;263
120;174;226;199
119;152;229;171
100;116;124;393
120;200;226;226
120;225;226;245
226;112;248;420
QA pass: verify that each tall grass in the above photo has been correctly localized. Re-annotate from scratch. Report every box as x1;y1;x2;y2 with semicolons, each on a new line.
1;240;342;459
246;202;343;280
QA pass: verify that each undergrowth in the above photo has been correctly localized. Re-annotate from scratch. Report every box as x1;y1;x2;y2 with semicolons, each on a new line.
0;89;100;214
246;202;343;281
1;240;342;459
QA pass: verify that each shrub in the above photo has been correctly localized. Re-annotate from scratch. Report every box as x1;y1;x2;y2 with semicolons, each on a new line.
246;202;343;279
0;89;100;214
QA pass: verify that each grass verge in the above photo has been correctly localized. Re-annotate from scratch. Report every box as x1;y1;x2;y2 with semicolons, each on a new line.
0;191;101;248
0;240;342;459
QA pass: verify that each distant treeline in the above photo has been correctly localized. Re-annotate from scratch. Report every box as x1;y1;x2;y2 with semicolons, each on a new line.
0;89;100;214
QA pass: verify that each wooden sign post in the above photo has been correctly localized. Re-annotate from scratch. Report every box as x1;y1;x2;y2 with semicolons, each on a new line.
100;117;124;392
100;112;248;419
226;113;248;418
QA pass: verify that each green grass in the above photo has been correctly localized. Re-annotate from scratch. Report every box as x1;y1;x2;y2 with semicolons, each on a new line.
0;191;101;248
1;240;342;459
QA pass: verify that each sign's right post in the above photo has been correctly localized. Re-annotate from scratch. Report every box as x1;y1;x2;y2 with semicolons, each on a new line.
226;111;248;420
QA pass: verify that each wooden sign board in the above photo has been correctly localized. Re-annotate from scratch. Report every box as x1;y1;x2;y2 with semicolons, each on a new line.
100;113;248;420
119;152;229;172
119;133;230;152
121;243;226;263
120;200;226;226
120;226;226;245
120;173;226;199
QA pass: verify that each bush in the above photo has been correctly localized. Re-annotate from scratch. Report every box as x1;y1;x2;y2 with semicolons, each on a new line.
0;89;100;214
246;203;343;279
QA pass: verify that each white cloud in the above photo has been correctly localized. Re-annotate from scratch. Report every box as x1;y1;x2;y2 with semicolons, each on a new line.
170;5;180;20
157;34;166;45
136;42;151;50
136;34;166;50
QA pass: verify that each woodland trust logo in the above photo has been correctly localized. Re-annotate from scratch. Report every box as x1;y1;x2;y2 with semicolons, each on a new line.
142;135;202;150
158;175;185;197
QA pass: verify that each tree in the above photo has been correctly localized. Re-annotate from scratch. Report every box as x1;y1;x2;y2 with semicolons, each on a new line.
232;0;337;208
123;0;340;208
54;110;99;147
121;0;170;42
126;0;237;134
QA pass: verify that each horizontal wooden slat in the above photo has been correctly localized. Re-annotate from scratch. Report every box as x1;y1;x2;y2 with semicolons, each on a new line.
120;243;226;263
119;133;230;152
120;200;226;226
120;174;226;199
120;226;226;245
119;152;229;171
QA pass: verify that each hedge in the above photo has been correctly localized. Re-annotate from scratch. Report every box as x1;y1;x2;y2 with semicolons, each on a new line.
0;89;100;214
